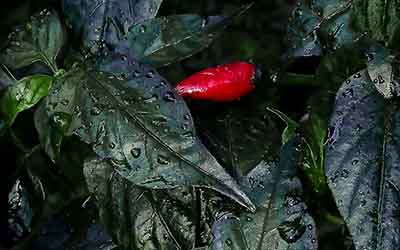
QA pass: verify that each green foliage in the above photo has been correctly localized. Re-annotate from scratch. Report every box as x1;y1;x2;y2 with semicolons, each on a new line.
4;0;400;249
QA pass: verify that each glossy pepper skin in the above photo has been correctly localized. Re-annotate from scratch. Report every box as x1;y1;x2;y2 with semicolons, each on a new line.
175;61;256;102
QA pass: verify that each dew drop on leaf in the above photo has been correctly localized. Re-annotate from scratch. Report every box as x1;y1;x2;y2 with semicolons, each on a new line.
163;91;176;102
278;218;306;243
157;154;169;165
130;147;141;158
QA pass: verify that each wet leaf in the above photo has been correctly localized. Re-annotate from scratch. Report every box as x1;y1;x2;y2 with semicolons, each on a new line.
286;0;361;59
325;69;400;250
7;179;34;244
352;0;400;47
1;75;54;126
118;4;252;67
267;107;298;145
62;0;163;54
0;9;65;72
211;137;318;250
34;58;254;211
365;45;400;99
84;157;198;250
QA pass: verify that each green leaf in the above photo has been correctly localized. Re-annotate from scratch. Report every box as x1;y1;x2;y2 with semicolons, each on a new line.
119;4;252;67
1;75;53;126
211;137;318;250
286;0;361;59
302;113;327;193
34;62;255;212
266;107;299;145
62;0;164;55
0;9;65;73
352;0;400;47
325;68;400;250
84;157;199;250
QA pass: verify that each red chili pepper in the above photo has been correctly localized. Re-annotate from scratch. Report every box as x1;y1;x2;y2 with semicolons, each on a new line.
175;61;257;102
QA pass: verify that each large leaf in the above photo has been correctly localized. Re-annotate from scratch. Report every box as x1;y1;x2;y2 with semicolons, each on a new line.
84;157;199;250
62;0;163;54
352;0;400;47
286;0;361;59
1;75;53;126
211;137;318;250
325;68;400;250
0;9;65;72
34;59;254;211
118;4;252;67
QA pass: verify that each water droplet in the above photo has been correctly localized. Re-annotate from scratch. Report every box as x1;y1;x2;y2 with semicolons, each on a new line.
91;105;102;115
342;88;354;98
139;25;146;33
61;99;69;106
341;169;349;178
184;114;191;120
109;142;115;149
130;147;141;158
163;91;176;102
143;94;158;103
351;159;359;165
354;73;362;78
225;239;232;246
278;218;306;243
157;155;169;165
146;70;155;78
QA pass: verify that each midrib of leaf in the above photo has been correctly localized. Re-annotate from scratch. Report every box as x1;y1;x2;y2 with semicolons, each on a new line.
87;71;241;199
376;100;393;249
256;163;281;250
147;192;183;250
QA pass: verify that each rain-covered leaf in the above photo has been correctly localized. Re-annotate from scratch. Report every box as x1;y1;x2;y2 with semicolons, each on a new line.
84;157;199;250
267;107;298;145
118;4;252;67
286;0;361;59
0;9;65;73
211;137;318;250
352;0;400;47
34;58;254;211
0;75;53;126
365;44;400;99
7;179;34;244
325;68;400;250
61;0;163;54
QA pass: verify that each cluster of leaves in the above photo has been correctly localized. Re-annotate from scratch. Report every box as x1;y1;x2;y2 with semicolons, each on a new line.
3;0;400;249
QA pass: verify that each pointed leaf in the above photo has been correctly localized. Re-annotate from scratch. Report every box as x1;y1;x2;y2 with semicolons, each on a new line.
0;9;65;72
118;4;252;67
211;138;318;250
34;60;254;211
84;157;197;250
325;69;400;250
1;75;53;126
266;107;299;145
62;0;163;54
